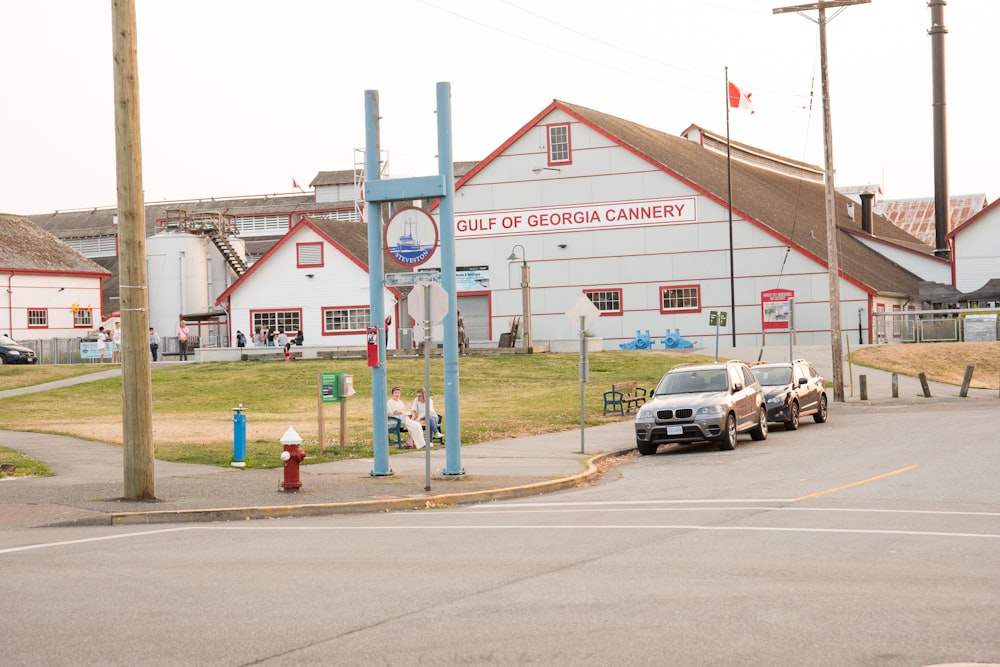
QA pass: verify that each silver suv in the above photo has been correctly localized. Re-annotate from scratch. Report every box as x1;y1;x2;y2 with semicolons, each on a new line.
634;360;767;455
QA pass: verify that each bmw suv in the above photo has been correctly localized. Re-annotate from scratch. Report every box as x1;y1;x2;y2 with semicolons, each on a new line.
634;360;767;455
751;359;828;430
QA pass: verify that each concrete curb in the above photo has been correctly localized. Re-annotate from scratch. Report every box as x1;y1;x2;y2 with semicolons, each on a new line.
49;448;635;527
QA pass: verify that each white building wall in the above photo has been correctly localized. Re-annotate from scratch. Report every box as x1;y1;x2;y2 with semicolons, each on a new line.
854;237;949;283
435;109;880;350
2;273;104;341
953;209;1000;293
224;226;396;347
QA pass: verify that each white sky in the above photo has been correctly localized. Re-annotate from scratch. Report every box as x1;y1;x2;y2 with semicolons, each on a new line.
1;0;995;216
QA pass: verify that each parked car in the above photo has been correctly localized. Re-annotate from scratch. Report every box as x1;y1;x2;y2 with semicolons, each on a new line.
750;359;828;430
634;360;767;455
0;334;38;365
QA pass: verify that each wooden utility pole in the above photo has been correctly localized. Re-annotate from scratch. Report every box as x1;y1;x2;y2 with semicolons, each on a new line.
773;0;869;403
112;0;155;499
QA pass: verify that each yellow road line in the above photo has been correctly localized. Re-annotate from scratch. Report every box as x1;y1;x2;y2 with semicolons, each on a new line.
796;465;919;501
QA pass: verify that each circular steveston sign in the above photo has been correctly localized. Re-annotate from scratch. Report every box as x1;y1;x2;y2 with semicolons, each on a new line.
384;206;438;267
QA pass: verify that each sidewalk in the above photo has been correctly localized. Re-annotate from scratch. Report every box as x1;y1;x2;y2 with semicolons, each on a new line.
1;347;995;530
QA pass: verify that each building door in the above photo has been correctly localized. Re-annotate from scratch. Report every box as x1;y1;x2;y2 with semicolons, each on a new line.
457;295;489;345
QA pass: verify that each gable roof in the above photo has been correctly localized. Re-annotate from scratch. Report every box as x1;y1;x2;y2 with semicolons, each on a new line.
0;213;111;276
213;218;400;306
877;193;988;246
945;195;1000;241
460;100;928;297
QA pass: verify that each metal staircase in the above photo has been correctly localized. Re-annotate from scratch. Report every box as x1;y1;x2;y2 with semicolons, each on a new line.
163;209;248;276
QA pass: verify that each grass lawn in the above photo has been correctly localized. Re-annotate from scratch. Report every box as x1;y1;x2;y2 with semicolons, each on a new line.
0;351;705;469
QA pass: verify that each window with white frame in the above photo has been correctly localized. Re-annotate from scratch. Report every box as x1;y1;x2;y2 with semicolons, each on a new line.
27;309;48;328
73;308;93;327
547;123;571;164
660;285;701;313
297;242;323;267
323;307;370;333
252;310;301;334
584;289;622;315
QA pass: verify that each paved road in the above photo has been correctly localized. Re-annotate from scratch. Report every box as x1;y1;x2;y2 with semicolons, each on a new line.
1;397;997;666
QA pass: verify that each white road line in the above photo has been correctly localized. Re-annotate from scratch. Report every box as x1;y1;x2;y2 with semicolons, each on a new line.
0;527;195;555
464;505;1000;518
202;524;1000;539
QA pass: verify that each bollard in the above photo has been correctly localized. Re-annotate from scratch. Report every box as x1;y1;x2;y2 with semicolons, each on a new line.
892;373;899;398
959;365;975;398
859;375;867;401
232;404;247;468
918;372;931;398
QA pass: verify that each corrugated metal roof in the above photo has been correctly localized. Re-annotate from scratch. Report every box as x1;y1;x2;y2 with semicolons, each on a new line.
876;193;987;246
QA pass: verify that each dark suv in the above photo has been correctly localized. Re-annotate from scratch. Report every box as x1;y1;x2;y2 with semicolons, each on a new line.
634;360;767;455
750;359;828;430
0;334;38;365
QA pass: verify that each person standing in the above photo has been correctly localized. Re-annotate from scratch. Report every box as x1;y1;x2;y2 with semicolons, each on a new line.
295;329;304;346
457;310;467;356
387;386;425;449
97;326;107;363
236;330;246;348
176;319;190;361
149;327;160;361
111;321;122;364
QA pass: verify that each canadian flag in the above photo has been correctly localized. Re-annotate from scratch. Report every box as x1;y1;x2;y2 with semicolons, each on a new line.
728;81;754;114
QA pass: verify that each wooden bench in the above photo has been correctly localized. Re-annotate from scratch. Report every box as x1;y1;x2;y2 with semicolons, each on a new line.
603;381;648;416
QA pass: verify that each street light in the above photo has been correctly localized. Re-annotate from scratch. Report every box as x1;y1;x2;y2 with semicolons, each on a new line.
506;244;532;351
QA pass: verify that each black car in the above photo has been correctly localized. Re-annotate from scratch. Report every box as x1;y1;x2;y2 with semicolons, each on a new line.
751;359;827;430
0;334;38;365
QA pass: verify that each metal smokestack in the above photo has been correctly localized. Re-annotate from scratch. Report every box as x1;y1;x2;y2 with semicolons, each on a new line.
859;191;874;234
928;0;950;258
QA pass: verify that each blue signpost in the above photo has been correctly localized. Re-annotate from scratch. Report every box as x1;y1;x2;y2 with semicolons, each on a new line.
232;404;247;468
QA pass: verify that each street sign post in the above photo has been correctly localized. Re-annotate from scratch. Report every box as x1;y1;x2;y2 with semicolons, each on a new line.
408;281;449;491
566;295;601;454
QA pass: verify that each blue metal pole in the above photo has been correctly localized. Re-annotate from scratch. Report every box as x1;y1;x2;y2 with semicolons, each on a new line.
365;90;391;476
437;82;464;476
232;404;246;468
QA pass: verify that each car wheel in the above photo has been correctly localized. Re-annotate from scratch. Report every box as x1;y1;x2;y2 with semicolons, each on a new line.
716;413;737;450
813;394;828;423
749;406;768;441
0;355;5;365
784;400;800;430
637;441;658;456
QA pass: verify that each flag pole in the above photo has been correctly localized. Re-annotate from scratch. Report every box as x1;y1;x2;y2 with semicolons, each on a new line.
725;67;737;347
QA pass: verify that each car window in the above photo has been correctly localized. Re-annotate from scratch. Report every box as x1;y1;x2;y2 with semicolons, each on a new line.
741;366;756;387
755;366;791;386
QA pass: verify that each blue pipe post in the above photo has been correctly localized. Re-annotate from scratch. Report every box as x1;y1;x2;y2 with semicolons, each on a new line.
365;89;392;476
437;82;464;476
231;404;246;468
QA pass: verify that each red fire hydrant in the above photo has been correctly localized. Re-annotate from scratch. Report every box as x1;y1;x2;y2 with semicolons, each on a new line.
280;425;306;491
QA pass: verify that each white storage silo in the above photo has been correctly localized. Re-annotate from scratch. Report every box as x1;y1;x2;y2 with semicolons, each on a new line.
146;232;210;339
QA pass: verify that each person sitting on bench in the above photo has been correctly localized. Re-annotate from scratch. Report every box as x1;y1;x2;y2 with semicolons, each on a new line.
410;387;442;442
388;386;425;449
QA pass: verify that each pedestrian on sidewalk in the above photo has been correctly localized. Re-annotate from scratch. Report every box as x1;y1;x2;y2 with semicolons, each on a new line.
111;321;122;364
176;319;190;361
149;327;160;361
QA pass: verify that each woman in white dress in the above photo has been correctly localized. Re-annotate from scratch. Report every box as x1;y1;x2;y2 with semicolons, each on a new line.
387;386;425;449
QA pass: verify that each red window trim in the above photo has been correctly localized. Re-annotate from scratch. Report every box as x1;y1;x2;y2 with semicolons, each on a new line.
296;241;324;268
659;284;702;315
73;308;94;328
583;288;623;317
26;307;49;329
545;122;573;167
320;304;370;337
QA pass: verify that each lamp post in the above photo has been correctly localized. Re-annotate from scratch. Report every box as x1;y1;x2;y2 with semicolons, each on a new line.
507;244;532;351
